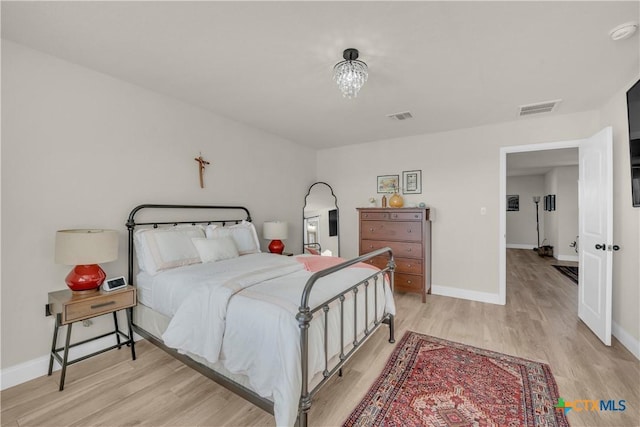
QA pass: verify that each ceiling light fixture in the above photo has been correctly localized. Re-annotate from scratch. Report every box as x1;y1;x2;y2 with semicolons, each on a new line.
333;48;368;99
610;22;638;41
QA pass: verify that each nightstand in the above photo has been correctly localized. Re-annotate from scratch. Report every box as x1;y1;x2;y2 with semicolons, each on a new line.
46;286;137;390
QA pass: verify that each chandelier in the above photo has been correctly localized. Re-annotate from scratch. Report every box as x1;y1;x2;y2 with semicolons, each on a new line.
333;48;368;99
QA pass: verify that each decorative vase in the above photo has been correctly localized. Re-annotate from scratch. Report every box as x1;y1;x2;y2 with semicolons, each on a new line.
389;192;404;208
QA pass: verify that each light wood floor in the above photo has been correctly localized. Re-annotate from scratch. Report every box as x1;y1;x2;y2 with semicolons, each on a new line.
2;249;639;426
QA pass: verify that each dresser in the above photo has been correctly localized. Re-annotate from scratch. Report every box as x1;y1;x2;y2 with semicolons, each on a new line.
357;208;431;302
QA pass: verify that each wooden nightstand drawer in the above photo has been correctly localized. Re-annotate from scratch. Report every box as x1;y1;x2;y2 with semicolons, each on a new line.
49;287;136;325
65;290;135;323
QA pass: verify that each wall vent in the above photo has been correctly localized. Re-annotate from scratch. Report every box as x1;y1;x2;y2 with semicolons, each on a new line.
386;111;413;121
518;100;561;116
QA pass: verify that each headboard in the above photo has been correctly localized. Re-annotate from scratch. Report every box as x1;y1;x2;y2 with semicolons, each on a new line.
126;204;252;285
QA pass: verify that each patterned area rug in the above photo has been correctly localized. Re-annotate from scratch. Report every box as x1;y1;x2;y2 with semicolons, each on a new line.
343;332;569;427
552;265;578;285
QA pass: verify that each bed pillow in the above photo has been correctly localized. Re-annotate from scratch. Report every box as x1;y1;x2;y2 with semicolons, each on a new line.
205;221;261;255
134;225;205;275
192;237;239;263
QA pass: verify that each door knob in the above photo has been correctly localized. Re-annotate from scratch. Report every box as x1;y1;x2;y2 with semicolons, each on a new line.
610;245;620;251
595;244;606;250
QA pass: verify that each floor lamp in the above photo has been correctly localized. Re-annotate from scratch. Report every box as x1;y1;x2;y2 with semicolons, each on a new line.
533;196;541;249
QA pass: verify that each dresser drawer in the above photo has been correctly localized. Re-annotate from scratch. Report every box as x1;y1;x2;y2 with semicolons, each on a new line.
363;256;423;275
395;257;423;274
362;256;389;270
360;240;422;259
394;273;423;292
389;211;424;221
361;220;422;242
63;289;136;324
360;211;390;221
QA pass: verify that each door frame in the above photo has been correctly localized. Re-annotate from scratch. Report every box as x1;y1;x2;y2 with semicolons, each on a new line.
498;139;581;305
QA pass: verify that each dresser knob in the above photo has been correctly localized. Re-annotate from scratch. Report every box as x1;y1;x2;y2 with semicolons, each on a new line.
370;228;374;232
407;264;412;268
407;229;412;233
364;214;368;218
407;280;412;284
369;245;373;249
414;214;419;218
407;248;412;252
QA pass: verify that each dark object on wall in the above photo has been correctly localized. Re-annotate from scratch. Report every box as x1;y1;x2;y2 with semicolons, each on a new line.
626;79;640;207
544;194;556;211
506;195;519;211
328;209;338;237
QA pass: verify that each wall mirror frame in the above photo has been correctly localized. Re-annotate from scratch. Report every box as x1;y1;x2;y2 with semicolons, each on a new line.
303;182;339;256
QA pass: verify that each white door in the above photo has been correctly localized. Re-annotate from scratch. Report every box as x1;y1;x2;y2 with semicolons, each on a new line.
578;127;613;345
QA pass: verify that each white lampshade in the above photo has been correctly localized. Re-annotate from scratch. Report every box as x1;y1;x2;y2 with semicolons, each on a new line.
263;221;288;240
55;229;118;265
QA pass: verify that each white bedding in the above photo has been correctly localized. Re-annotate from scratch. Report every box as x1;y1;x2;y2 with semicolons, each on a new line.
141;253;395;427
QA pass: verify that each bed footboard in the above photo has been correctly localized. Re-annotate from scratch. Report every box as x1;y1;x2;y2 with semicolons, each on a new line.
297;247;395;427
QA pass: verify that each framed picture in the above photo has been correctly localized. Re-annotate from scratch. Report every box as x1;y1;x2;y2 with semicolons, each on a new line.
402;170;422;194
507;195;519;211
377;175;399;193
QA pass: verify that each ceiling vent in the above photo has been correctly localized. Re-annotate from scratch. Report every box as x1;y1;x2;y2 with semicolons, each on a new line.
386;111;413;121
518;100;561;117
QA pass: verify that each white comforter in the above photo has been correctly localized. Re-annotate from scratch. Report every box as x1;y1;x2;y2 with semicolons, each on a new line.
156;253;395;427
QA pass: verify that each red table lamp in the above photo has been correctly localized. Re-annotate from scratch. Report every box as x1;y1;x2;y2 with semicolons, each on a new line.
263;221;288;254
55;229;118;293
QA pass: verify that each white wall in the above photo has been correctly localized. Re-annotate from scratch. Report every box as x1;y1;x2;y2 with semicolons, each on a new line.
542;166;579;261
543;168;559;251
317;110;601;300
318;105;639;356
1;40;317;373
506;175;545;249
599;75;640;357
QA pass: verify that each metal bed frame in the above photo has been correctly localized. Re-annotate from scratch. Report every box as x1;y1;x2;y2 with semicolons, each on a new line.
126;204;396;427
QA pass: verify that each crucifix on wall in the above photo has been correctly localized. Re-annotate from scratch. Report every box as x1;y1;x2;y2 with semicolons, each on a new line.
194;153;210;188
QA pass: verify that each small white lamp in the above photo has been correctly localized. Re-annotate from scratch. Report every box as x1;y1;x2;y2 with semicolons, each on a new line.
263;221;288;254
55;229;118;293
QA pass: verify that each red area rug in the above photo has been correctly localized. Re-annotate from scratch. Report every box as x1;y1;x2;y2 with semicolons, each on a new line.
343;332;569;427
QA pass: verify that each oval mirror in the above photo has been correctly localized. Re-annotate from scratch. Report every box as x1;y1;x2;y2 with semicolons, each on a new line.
303;182;339;256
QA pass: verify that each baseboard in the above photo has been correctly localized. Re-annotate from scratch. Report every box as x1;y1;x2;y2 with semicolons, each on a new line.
612;321;640;360
431;285;502;305
1;332;144;391
555;254;579;262
506;244;537;250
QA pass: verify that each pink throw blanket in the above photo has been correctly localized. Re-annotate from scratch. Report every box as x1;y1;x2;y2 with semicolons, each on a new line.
295;255;380;273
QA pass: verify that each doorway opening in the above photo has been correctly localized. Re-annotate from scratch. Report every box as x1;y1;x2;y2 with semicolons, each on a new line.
499;139;581;305
500;128;614;345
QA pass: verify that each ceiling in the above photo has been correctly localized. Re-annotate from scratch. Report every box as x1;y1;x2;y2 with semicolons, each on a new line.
507;148;578;177
2;1;638;149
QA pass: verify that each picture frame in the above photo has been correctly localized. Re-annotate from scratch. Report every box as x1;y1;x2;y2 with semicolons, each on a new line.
507;195;519;211
402;170;422;194
377;175;399;193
